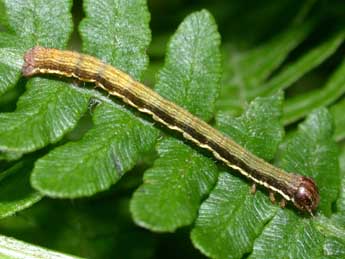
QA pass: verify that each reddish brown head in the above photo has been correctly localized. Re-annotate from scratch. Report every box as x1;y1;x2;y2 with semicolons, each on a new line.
292;176;320;215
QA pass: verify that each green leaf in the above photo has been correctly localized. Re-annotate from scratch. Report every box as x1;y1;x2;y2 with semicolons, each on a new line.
253;31;345;98
277;108;339;215
130;10;221;232
0;78;89;153
0;47;24;96
1;0;73;48
283;58;345;124
31;103;158;197
0;0;78;157
337;146;345;212
191;105;339;259
216;93;284;161
191;94;283;259
330;98;345;142
0;160;42;219
155;9;221;121
249;210;324;259
316;214;345;258
0;235;85;259
79;0;151;80
130;138;219;232
191;172;277;259
0;1;11;31
0;33;20;48
216;21;311;114
0;151;22;161
246;109;340;259
31;0;153;197
250;211;345;259
0;0;73;96
217;26;344;120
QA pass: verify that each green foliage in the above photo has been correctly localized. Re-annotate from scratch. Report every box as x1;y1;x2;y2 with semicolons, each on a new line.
0;234;83;259
130;10;221;232
0;0;73;94
0;0;344;259
283;52;345;124
0;198;155;259
337;147;345;212
217;23;345;121
30;0;155;198
0;159;42;218
216;22;311;114
277;108;339;215
131;138;219;232
79;0;151;80
192;107;339;259
331;98;345;141
0;78;89;153
31;103;158;197
154;10;221;121
0;48;23;96
216;93;284;161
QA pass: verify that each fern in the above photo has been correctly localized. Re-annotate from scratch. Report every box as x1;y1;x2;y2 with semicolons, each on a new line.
0;1;344;259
